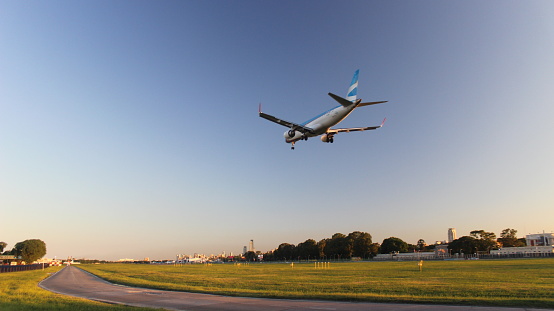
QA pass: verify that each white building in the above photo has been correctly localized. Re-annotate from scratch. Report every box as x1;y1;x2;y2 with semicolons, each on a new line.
491;232;554;255
491;246;553;255
448;228;457;243
526;233;553;246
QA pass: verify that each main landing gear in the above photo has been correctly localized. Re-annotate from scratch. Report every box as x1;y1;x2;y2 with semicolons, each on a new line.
291;142;295;150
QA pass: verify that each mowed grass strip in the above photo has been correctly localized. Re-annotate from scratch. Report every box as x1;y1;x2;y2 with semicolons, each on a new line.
0;266;156;311
80;258;554;308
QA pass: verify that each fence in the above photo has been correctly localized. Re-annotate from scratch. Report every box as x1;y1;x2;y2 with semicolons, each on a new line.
374;252;554;261
480;252;554;260
0;263;50;273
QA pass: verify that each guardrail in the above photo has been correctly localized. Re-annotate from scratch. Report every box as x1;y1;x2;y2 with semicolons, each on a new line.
0;263;50;273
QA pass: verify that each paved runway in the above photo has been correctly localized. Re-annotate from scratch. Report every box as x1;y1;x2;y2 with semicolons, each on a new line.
39;266;546;311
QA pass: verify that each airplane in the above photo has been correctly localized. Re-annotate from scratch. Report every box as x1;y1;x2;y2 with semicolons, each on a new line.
259;70;387;150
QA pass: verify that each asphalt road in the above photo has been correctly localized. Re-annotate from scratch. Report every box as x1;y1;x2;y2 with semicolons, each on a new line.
39;266;546;311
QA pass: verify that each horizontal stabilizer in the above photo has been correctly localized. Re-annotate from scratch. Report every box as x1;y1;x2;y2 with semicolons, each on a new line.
358;100;388;107
328;93;356;107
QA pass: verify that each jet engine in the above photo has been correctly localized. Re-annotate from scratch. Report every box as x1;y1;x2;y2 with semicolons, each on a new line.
287;130;296;138
320;134;334;143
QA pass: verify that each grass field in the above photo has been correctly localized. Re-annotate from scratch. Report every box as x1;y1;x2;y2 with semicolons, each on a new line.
79;258;554;308
0;266;156;310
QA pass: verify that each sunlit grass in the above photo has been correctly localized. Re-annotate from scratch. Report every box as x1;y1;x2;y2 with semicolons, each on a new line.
0;266;155;310
80;258;554;308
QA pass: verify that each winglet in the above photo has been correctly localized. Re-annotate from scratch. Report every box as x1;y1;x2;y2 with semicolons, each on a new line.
258;103;262;114
380;117;387;127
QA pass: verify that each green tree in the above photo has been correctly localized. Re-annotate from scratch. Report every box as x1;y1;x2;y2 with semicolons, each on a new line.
317;239;328;259
0;242;7;253
13;239;46;264
501;228;517;239
262;250;275;261
368;243;380;257
380;237;408;254
497;228;525;247
273;243;296;261
348;231;373;258
470;230;498;252
417;239;427;251
296;239;318;260
448;236;480;254
324;233;352;259
244;251;257;261
407;244;418;252
470;230;496;241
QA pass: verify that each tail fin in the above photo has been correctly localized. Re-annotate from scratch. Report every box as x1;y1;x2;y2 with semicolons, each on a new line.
346;69;359;102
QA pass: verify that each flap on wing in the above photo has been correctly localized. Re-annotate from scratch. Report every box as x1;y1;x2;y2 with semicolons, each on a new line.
259;111;294;128
328;118;386;134
328;126;378;134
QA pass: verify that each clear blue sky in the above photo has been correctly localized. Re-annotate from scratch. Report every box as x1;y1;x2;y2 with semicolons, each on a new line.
1;1;553;260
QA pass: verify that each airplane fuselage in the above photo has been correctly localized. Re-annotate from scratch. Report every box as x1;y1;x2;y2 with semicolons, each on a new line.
284;104;356;143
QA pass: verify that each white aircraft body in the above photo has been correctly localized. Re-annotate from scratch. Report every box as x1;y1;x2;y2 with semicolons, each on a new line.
259;70;387;149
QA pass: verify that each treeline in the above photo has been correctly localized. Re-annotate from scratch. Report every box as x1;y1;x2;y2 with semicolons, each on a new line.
252;228;527;261
0;239;47;264
447;228;526;254
258;231;379;261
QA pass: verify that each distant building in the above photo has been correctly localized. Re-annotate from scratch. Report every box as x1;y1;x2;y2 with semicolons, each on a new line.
37;258;63;266
491;245;553;255
117;258;135;262
526;233;553;246
491;232;554;256
249;239;255;252
435;244;449;257
374;252;437;261
243;246;247;254
448;228;457;243
187;257;205;264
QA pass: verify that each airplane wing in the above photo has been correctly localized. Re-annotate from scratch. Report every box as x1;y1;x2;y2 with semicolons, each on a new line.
258;105;316;134
327;118;386;134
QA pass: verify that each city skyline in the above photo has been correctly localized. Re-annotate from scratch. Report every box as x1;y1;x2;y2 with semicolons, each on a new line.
32;227;553;262
2;1;553;261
